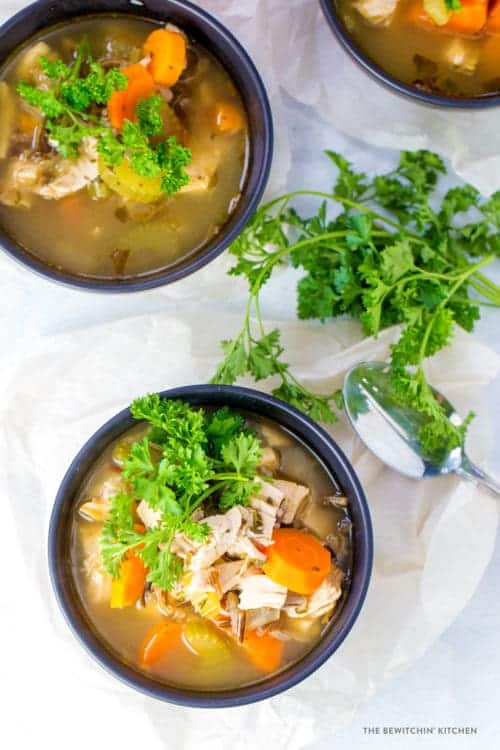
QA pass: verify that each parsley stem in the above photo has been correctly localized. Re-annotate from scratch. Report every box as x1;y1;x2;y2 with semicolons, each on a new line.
261;190;406;234
475;271;500;292
190;476;249;510
469;278;500;304
417;255;495;366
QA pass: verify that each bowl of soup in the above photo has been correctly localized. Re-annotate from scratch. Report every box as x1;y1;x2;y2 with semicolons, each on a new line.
0;0;273;290
320;0;500;106
49;385;373;706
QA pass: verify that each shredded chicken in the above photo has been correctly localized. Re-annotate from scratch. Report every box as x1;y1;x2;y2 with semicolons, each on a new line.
79;474;123;521
274;480;309;524
79;497;111;522
284;567;344;619
245;607;281;630
249;497;279;538
190;506;242;570
137;499;162;529
214;559;248;593
0;137;99;207
37;137;99;199
238;573;287;610
226;506;268;561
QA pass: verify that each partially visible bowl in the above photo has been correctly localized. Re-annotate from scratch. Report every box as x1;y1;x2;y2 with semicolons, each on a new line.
319;0;500;109
49;384;373;707
0;0;273;291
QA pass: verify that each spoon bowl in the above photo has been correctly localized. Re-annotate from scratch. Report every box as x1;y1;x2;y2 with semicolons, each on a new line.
343;362;500;496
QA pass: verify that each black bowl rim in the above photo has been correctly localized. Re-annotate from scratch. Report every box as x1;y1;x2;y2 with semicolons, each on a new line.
319;0;500;109
0;0;274;292
48;384;373;708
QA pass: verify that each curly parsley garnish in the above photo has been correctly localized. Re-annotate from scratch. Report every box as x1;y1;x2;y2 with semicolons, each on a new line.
211;149;500;462
17;41;191;196
100;397;262;591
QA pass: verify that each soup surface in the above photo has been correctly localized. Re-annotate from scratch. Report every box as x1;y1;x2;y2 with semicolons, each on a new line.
0;16;248;278
336;0;500;97
71;397;353;691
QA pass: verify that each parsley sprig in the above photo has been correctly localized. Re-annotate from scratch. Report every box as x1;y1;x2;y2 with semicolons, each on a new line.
17;41;191;195
211;150;500;460
100;396;263;591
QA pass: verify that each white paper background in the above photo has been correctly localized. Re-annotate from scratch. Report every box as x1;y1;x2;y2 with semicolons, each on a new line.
0;2;499;749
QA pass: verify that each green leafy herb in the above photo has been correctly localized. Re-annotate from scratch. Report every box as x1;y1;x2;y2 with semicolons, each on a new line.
212;149;500;461
445;0;462;10
100;397;263;590
17;42;191;196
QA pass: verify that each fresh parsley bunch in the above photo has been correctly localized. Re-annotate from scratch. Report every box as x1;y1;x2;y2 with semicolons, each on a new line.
100;396;263;591
212;150;500;460
17;40;191;196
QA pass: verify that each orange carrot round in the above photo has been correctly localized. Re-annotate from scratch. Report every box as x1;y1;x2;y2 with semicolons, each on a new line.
107;64;155;130
139;621;183;666
405;0;488;35
242;630;284;673
144;28;187;87
214;101;245;134
263;528;331;595
110;554;146;609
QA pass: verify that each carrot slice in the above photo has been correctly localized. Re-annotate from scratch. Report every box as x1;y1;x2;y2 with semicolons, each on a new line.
107;64;155;130
405;0;488;34
487;0;500;32
144;28;187;87
139;621;183;666
263;528;331;595
214;101;245;134
242;630;284;673
110;554;146;609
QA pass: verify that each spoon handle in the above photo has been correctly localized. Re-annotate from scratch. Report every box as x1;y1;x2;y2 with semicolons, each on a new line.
457;457;500;497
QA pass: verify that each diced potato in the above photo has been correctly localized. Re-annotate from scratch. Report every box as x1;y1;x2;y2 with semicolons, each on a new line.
354;0;400;25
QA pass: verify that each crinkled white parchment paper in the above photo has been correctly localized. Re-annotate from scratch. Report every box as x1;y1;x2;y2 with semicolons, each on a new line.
0;2;499;749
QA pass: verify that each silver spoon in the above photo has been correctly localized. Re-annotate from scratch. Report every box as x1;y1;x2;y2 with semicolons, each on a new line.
343;361;500;496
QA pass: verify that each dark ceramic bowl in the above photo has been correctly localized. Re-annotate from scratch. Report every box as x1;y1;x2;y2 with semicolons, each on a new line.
319;0;500;109
49;384;373;707
0;0;273;291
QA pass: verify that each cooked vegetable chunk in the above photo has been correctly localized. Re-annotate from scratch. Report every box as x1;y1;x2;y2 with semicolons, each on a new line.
140;621;183;665
144;28;187;87
263;529;331;595
110;553;147;609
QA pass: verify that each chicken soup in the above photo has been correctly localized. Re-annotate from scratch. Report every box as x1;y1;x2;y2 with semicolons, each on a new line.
0;16;248;279
335;0;500;97
71;396;353;690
